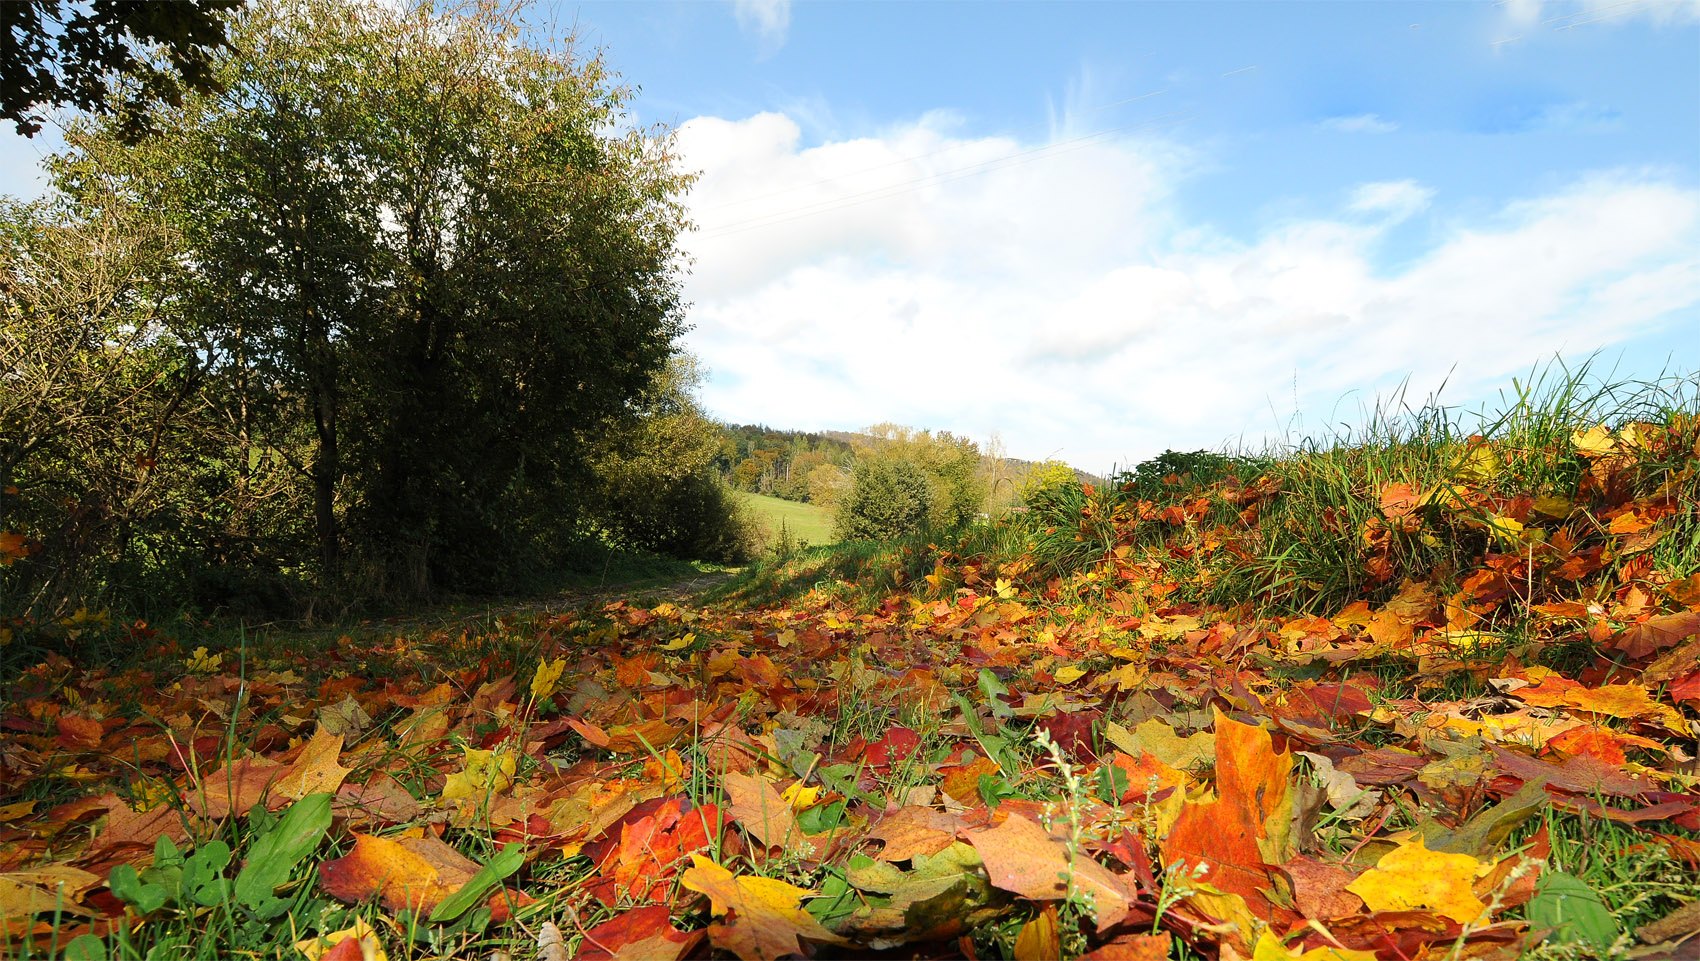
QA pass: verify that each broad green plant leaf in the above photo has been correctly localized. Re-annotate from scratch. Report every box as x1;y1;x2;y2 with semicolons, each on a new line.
1529;870;1617;948
428;842;524;923
233;791;333;915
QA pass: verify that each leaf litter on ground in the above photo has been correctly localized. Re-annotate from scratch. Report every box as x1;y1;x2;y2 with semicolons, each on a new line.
1;414;1699;959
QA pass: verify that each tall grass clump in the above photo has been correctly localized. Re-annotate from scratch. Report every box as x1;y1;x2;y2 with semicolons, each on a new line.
1004;360;1699;621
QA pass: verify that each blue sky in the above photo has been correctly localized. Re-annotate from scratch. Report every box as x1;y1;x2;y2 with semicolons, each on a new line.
4;0;1696;471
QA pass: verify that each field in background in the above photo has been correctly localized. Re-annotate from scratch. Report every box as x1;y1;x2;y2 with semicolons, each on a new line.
738;490;836;546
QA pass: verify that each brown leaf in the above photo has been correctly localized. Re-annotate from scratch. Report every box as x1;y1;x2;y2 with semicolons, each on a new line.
1612;611;1700;659
187;756;286;818
54;716;105;751
966;812;1129;931
1080;934;1173;961
1277;857;1365;919
867;805;964;862
721;771;806;851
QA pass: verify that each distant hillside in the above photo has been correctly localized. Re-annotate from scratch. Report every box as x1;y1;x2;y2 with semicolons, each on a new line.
717;422;1104;512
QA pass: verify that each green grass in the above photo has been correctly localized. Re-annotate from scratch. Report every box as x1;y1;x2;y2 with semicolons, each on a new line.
738;491;836;547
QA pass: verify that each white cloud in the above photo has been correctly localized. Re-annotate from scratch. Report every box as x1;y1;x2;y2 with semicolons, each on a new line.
1319;114;1398;134
674;114;1700;472
733;0;790;47
1348;180;1436;220
1502;0;1700;29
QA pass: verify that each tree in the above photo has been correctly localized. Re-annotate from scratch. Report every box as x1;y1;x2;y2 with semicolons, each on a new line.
2;0;242;137
834;458;933;541
854;424;986;531
588;357;757;563
62;0;694;596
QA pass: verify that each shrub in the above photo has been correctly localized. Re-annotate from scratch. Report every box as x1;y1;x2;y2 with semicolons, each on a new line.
834;458;934;541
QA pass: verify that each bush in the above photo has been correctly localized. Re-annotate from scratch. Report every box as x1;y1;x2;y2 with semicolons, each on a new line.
834;458;934;541
588;358;759;564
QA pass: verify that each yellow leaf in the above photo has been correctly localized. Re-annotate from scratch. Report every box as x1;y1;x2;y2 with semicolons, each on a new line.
1251;929;1378;960
295;917;388;961
1532;493;1572;519
1449;445;1500;484
0;800;36;820
1571;424;1617;457
776;629;797;648
530;656;567;700
659;633;695;651
1014;905;1061;961
780;782;821;812
1486;515;1525;550
440;745;517;801
994;577;1018;600
1345;838;1488;924
185;646;222;674
1054;666;1086;685
680;854;845;960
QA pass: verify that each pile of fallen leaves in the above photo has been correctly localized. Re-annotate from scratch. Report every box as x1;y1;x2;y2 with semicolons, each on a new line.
1;419;1698;960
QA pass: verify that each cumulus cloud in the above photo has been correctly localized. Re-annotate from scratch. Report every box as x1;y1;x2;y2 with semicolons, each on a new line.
733;0;790;46
1319;114;1398;134
674;114;1700;471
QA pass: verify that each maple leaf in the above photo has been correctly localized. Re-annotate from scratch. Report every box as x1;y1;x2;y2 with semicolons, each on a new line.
318;833;478;914
1571;425;1617;457
184;646;222;674
441;745;517;801
966;812;1130;931
679;854;845;961
530;657;567;702
1344;838;1488;924
575;905;703;961
1158;710;1293;933
722;771;807;851
270;729;351;803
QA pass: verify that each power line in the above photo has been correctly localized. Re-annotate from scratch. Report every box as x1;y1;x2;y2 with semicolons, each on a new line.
694;110;1191;240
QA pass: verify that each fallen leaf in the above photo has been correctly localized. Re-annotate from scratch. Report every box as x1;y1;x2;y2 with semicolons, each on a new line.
271;730;351;803
679;854;846;961
967;812;1129;931
722;771;806;850
1345;838;1488;924
318;833;477;914
575;905;703;961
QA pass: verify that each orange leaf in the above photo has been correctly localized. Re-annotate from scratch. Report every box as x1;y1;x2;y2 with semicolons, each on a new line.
966;812;1130;931
721;772;805;850
575;905;702;961
1159;710;1293;919
318;833;477;914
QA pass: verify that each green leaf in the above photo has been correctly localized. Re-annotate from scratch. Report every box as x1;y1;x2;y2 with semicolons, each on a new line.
1529;870;1617;947
427;842;524;924
805;867;860;927
233;792;333;913
63;934;107;961
797;799;847;835
108;863;169;915
977;669;1014;719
